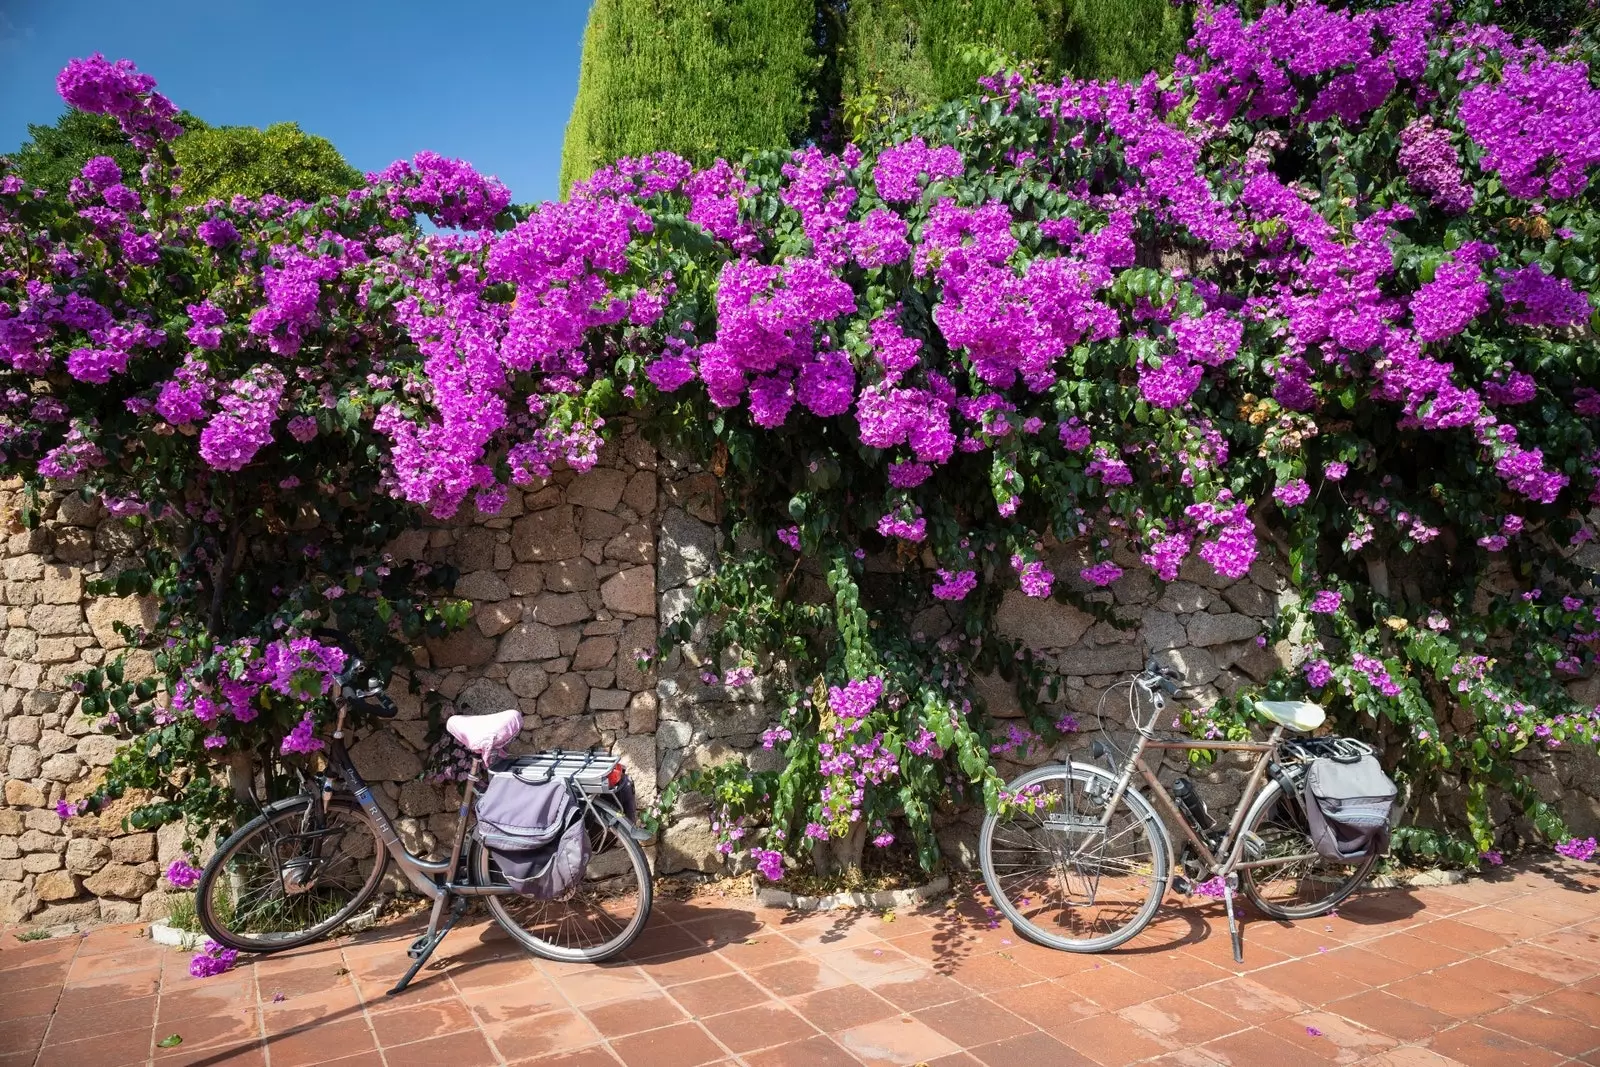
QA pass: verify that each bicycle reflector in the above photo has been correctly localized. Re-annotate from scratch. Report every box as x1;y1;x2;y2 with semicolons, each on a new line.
606;762;625;787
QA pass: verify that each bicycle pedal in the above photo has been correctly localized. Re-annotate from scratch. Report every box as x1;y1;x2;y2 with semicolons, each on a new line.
406;934;432;959
1172;875;1193;896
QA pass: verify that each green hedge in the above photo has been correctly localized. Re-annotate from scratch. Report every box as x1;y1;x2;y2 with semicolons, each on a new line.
559;0;822;192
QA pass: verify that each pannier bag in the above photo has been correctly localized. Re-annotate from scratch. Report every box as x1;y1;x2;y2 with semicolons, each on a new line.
474;772;590;898
1302;753;1398;862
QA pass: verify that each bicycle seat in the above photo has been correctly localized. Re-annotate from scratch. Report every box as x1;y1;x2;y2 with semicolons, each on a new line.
446;709;524;759
1254;699;1325;732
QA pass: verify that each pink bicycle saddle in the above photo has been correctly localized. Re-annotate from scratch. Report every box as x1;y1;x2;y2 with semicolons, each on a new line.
446;708;523;759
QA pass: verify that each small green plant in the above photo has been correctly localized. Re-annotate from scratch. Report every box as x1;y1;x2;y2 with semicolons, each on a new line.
13;929;51;942
163;893;201;933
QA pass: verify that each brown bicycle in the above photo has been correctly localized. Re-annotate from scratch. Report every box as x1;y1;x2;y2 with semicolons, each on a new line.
979;659;1378;960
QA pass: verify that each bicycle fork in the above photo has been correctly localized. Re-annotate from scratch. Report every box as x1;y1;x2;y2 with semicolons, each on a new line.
387;761;481;996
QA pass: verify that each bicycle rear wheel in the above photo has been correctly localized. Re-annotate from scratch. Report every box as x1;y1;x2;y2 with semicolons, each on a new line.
196;796;388;953
1238;777;1377;920
980;763;1171;953
477;802;652;963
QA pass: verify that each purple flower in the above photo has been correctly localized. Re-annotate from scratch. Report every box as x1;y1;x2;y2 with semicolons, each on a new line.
1080;561;1123;587
750;848;785;881
1480;850;1504;867
55;799;79;820
1555;837;1597;863
280;713;324;756
1272;479;1311;507
1303;659;1334;688
1497;264;1590;329
286;416;318;443
777;526;801;551
165;858;203;888
932;569;977;601
188;939;238;978
80;156;121;188
197;217;239;249
1309;590;1342;614
1012;555;1054;598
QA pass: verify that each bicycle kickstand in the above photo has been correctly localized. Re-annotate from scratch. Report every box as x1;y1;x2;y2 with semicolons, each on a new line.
388;894;469;996
1221;872;1245;964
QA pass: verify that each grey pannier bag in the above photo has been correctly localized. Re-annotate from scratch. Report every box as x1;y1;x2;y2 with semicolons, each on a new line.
474;772;591;898
1302;753;1398;862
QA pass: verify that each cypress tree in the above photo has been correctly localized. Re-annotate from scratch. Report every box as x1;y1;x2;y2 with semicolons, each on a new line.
559;0;822;192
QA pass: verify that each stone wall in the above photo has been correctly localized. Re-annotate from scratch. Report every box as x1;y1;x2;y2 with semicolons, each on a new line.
3;431;1598;924
0;428;664;926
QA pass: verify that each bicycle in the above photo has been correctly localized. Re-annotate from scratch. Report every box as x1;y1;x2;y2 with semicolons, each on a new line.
194;631;654;994
979;659;1378;961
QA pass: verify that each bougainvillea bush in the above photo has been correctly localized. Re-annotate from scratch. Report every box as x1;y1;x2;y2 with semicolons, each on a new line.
3;0;1598;868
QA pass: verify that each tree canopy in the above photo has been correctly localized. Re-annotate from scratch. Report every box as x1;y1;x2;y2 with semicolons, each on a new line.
170;122;363;205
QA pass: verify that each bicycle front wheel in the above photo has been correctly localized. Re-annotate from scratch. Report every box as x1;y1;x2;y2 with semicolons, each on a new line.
196;796;389;953
1238;777;1377;920
980;763;1171;953
478;802;652;963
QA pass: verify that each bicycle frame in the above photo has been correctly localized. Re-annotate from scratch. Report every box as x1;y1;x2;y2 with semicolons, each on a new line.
1094;726;1295;878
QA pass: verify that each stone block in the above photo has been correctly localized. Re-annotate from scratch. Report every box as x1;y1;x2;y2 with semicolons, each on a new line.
658;509;716;589
41;753;83;782
543;559;598;593
27;604;83;637
109;834;155;863
458;678;518;716
4;557;44;582
0;809;21;835
65;838;110;875
573;636;618;671
589;688;629;712
18;830;63;853
4;779;44;807
1143;612;1186;652
622;471;656;515
539;676;589;718
98;899;140;924
349;730;423;782
85;596;156;649
40;566;83;604
507;664;549;699
82;861;158;900
400;781;443;817
4;630;36;661
1221;583;1276;618
604;525;654;565
507;564;544;596
497;622;561;662
656;815;721;874
512;505;581;562
601;566;655;617
528;593;590;628
1159;646;1220;686
995;592;1094;650
627;692;658;735
76;734;122;767
57;492;103;526
474;600;521;638
580;508;627;542
1057;646;1144;676
455;570;511;602
0;882;36;923
451;528;499;572
1186;612;1260;648
39;730;74;758
34;870;80;902
616;619;657;691
24;810;59;832
0;859;20;881
566;468;628;512
426;629;498;668
6;716;41;744
7;743;41;780
1178;556;1233;590
23;852;62;873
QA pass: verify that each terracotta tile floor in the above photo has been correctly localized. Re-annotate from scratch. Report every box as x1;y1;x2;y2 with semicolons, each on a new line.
3;857;1598;1066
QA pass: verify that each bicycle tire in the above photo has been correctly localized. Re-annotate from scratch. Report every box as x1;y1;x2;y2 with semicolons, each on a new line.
477;802;653;963
196;795;389;954
980;762;1172;953
1237;776;1377;920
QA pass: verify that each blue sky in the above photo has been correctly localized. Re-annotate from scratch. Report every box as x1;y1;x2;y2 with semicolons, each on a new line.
0;0;592;204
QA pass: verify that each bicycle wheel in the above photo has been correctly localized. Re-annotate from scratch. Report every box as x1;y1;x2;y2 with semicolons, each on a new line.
196;796;389;953
478;802;652;963
980;763;1171;953
1238;777;1377;920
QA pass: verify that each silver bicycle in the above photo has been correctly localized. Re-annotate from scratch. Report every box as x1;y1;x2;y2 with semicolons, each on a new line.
195;632;653;994
979;659;1377;960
